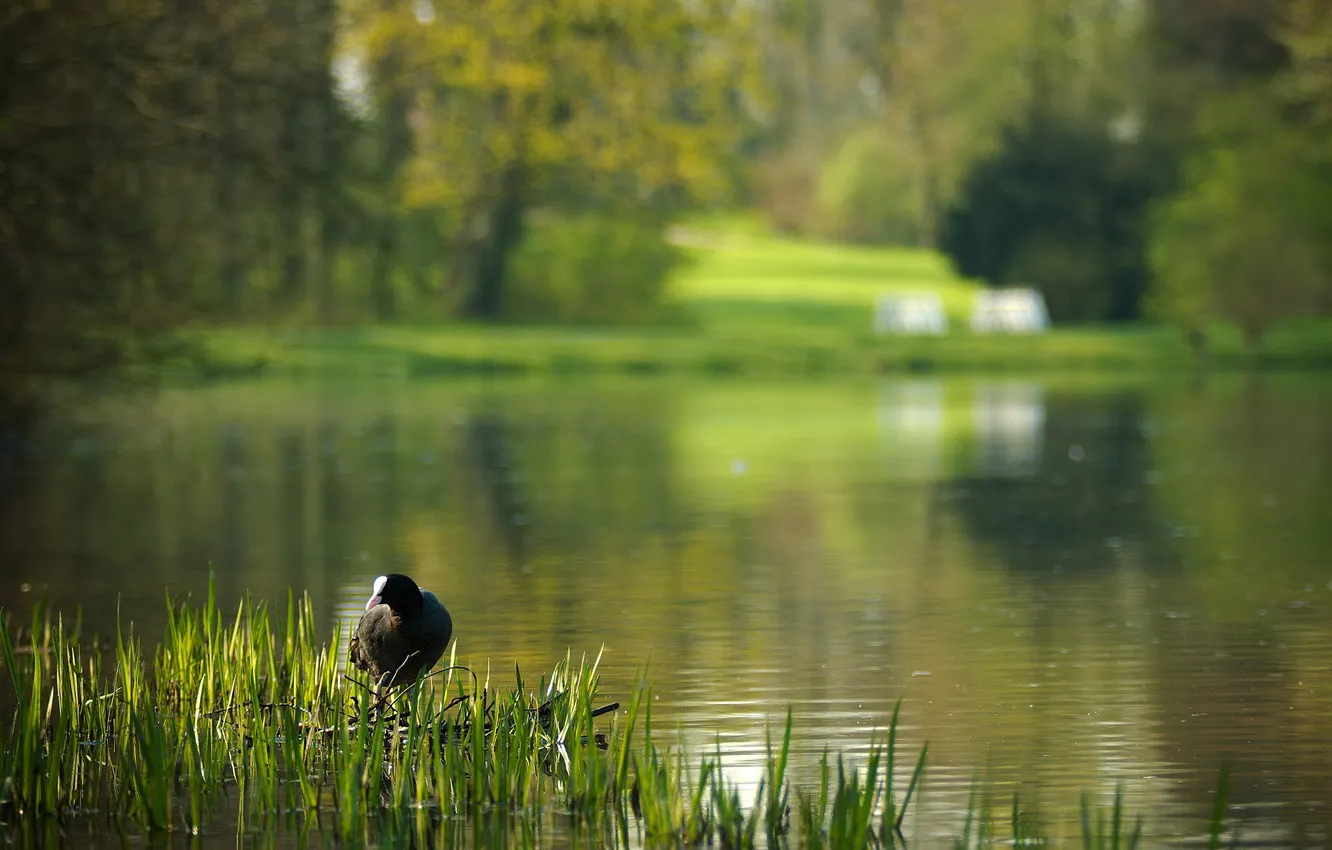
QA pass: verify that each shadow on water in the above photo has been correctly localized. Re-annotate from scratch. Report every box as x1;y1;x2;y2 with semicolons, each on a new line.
942;390;1177;575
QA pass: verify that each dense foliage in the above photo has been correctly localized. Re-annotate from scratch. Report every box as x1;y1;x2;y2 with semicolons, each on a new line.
0;0;753;417
1148;90;1331;351
941;117;1159;323
1;0;346;418
754;0;1332;333
504;217;688;324
5;0;1332;418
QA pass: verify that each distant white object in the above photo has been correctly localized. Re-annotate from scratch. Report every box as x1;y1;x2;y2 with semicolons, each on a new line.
970;288;1050;334
873;293;948;335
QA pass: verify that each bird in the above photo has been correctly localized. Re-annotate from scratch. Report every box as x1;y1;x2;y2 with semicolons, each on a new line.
348;573;453;690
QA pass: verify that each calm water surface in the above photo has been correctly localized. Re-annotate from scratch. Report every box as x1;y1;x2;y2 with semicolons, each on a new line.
3;375;1331;846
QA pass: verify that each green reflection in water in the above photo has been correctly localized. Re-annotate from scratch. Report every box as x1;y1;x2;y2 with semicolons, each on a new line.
3;374;1330;846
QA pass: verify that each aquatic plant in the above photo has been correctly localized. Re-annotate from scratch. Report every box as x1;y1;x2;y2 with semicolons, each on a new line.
0;582;1229;847
1;587;633;837
1080;786;1143;850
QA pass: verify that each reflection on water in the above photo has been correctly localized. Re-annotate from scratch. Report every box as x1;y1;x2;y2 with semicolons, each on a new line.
974;381;1045;476
3;375;1332;845
877;380;945;481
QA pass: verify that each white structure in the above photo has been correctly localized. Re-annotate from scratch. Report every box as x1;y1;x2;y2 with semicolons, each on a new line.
873;293;948;335
970;288;1050;334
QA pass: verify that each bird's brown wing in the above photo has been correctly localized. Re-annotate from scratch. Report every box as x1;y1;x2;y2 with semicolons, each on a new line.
350;605;413;683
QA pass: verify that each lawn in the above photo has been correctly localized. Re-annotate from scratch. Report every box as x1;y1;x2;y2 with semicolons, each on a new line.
185;224;1332;380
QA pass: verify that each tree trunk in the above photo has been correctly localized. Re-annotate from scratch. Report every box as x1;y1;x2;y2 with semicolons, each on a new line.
462;163;526;321
1241;320;1264;362
216;166;244;314
1185;325;1208;363
369;55;410;322
313;91;343;323
902;99;940;249
370;223;397;321
309;0;340;323
316;202;341;323
215;74;245;314
276;186;305;305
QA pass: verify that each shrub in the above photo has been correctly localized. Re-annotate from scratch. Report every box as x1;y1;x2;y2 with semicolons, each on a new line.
941;116;1158;322
503;216;687;323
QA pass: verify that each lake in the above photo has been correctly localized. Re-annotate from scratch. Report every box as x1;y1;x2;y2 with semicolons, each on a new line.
3;374;1330;846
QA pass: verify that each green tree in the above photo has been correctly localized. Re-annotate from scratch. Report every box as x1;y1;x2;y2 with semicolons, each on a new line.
345;0;756;320
1283;0;1332;129
940;116;1159;322
1148;89;1329;354
1280;0;1332;312
862;0;1145;249
1;0;351;422
863;0;1030;247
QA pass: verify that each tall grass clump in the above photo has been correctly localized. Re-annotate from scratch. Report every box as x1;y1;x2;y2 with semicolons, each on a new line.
0;584;638;837
0;583;933;844
0;581;1228;847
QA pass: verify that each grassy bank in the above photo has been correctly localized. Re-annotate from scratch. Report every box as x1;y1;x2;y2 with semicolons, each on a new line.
184;228;1332;380
0;589;1226;847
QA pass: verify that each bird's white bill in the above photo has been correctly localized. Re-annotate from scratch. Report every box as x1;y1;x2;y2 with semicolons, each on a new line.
366;575;387;611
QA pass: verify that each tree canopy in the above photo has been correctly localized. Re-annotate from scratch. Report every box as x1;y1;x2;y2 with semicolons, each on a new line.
1149;89;1330;350
5;0;1332;420
1;0;346;418
343;0;758;318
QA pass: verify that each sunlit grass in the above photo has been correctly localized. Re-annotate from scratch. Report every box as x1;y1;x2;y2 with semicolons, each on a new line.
178;217;1332;379
193;318;1332;383
668;225;980;324
186;245;1332;381
0;584;1238;847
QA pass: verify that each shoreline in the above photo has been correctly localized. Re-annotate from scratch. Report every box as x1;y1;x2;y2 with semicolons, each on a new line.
179;321;1332;383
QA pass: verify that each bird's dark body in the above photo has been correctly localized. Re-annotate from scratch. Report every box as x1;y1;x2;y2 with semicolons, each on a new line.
349;577;452;689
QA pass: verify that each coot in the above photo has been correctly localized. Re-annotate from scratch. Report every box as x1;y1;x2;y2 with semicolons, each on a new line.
349;573;453;689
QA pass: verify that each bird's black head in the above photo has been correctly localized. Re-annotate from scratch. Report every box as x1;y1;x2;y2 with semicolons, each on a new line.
365;573;424;617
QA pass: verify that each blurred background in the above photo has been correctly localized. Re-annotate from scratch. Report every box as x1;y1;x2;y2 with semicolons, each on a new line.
3;0;1332;845
4;0;1332;398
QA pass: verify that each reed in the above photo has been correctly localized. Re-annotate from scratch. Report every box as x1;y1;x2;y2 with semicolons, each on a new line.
0;585;1228;847
1208;761;1233;850
1081;786;1143;850
954;776;997;850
